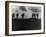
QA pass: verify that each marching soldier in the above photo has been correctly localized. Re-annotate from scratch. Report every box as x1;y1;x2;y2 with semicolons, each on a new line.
16;13;19;19
21;13;24;19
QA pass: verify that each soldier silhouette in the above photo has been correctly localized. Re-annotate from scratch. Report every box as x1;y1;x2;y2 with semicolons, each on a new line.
16;13;19;18
32;13;35;18
12;13;15;19
37;14;38;19
21;13;24;19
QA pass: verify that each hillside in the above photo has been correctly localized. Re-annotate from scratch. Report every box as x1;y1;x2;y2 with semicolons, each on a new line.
12;18;41;31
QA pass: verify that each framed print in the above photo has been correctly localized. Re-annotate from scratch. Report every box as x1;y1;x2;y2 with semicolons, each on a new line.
5;1;45;36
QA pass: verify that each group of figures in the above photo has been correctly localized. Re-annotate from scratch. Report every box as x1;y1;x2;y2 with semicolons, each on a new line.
12;13;39;19
32;13;39;19
12;13;24;19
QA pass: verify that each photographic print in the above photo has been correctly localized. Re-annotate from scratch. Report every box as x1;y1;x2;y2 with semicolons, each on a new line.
5;1;45;36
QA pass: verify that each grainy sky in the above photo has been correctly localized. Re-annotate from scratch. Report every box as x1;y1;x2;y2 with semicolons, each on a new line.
12;5;41;19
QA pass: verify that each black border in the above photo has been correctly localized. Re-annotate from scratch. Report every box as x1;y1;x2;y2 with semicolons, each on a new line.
5;1;45;36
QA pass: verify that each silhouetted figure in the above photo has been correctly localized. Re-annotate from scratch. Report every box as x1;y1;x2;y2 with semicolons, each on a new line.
37;14;39;19
16;13;19;18
32;13;35;18
12;13;15;18
32;13;39;19
21;13;24;19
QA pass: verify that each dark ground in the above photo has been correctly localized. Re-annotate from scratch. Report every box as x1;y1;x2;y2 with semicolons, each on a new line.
12;18;41;31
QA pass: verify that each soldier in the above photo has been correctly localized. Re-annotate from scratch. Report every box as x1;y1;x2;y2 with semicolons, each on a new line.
21;13;24;19
37;14;39;19
16;13;19;19
12;13;15;19
32;13;35;18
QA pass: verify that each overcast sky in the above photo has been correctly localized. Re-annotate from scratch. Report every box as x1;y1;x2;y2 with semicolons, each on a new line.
12;5;41;19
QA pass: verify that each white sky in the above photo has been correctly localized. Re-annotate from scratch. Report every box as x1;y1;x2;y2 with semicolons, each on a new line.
12;5;41;19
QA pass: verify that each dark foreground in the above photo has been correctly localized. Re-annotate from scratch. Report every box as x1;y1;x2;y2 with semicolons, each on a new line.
12;18;41;31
